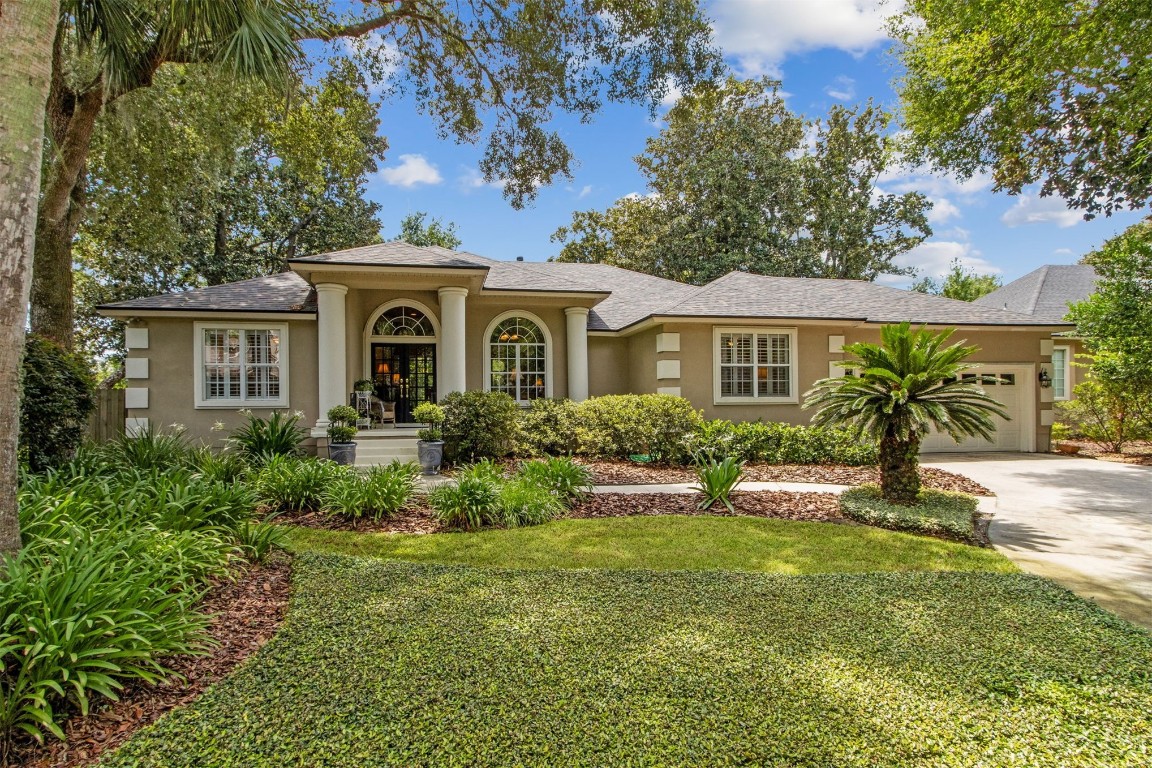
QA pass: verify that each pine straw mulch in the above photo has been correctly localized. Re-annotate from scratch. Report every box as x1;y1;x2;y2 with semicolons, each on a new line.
582;460;993;496
1055;439;1152;466
276;505;443;534
12;554;294;768
569;491;843;523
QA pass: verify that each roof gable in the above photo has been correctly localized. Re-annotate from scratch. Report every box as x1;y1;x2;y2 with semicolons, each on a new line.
973;265;1098;322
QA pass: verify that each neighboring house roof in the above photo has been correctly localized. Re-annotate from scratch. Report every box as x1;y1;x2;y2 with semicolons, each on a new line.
651;272;1049;327
99;244;1072;331
972;264;1098;322
98;272;316;314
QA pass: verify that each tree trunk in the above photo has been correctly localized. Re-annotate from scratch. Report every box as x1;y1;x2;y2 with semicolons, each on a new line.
31;83;103;348
0;0;62;554
879;433;922;505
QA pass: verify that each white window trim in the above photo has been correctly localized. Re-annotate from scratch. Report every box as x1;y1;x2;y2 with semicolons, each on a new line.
193;321;290;408
483;310;554;404
713;326;799;405
1052;344;1071;401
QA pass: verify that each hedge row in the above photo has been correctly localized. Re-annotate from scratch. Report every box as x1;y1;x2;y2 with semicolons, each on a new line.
439;392;873;465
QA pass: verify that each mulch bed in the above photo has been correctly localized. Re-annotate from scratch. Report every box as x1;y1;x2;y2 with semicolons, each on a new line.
13;555;294;768
582;460;992;496
276;506;443;534
1055;439;1152;466
569;491;843;523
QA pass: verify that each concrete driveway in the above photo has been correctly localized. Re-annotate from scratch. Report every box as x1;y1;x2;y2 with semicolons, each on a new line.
923;453;1152;629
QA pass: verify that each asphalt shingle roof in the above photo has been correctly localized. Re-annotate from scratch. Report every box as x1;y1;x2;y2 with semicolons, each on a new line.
972;265;1098;322
100;244;1068;330
656;272;1056;326
98;272;316;314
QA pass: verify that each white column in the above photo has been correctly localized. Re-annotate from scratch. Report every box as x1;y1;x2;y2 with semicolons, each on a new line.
565;306;590;402
438;286;468;397
315;283;348;425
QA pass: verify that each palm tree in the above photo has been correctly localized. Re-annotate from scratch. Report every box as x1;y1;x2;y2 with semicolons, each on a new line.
804;322;1008;504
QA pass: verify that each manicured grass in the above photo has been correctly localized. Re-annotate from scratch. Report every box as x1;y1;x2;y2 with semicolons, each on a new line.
283;515;1018;575
105;556;1152;767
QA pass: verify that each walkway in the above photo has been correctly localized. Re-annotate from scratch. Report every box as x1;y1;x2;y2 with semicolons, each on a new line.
924;453;1152;630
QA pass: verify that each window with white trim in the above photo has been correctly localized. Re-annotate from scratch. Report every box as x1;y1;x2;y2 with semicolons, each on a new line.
1051;345;1071;400
714;328;798;403
195;324;289;407
488;316;547;404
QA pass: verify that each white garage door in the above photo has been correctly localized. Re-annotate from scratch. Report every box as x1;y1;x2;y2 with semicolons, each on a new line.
921;365;1033;453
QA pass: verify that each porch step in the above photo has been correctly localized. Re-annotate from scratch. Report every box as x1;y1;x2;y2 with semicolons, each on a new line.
351;437;420;466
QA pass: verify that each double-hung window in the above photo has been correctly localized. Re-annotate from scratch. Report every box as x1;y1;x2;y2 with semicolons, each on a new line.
714;327;798;403
194;323;289;407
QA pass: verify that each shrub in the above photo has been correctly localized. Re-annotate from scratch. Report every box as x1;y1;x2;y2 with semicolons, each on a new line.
518;398;580;455
322;462;418;520
230;411;308;462
428;465;503;531
1054;379;1152;453
441;391;521;461
576;394;701;461
693;420;876;465
498;478;565;528
326;405;359;444
840;485;980;544
18;335;96;472
515;456;592;503
692;455;745;513
412;402;445;442
256;455;352;513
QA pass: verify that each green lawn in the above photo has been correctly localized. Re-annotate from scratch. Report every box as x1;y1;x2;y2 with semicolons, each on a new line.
284;515;1018;574
105;555;1152;767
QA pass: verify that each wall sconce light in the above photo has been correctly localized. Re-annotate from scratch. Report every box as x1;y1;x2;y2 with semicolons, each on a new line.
1038;367;1052;388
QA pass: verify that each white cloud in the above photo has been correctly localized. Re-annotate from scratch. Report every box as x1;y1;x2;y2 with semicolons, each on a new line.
824;75;855;101
1001;193;1082;228
1053;247;1074;256
926;197;961;224
878;164;993;200
881;237;1000;286
660;79;684;107
712;0;895;75
577;184;593;199
379;154;443;187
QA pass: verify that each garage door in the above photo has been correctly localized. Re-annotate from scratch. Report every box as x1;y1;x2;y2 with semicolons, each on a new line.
921;365;1032;453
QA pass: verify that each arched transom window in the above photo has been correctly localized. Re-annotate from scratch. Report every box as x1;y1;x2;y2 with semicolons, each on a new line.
489;316;547;403
372;305;435;337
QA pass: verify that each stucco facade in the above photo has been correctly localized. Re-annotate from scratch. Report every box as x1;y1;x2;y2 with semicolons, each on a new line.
104;243;1073;453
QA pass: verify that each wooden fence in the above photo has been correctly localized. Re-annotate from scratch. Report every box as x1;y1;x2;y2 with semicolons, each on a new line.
87;388;125;443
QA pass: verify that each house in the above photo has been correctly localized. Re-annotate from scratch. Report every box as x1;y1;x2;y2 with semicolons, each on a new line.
974;264;1098;403
98;243;1074;460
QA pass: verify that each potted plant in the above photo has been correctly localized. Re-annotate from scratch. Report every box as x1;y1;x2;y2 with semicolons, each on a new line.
353;378;375;393
326;405;359;465
412;401;446;475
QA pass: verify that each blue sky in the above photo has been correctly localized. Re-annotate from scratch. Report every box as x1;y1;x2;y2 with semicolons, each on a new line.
330;0;1143;286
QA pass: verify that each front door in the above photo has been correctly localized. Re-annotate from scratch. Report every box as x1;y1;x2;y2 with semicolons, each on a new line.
371;343;436;423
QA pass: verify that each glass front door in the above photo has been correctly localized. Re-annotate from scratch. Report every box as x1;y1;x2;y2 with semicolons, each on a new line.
371;343;436;423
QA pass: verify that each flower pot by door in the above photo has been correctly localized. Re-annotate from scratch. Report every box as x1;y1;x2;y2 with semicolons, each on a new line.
328;442;357;466
417;440;445;475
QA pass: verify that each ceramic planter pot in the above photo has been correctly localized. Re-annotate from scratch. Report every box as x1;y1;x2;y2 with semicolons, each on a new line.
417;440;445;475
328;442;357;466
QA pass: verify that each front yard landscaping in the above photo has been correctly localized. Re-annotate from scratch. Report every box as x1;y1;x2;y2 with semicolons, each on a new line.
103;555;1152;768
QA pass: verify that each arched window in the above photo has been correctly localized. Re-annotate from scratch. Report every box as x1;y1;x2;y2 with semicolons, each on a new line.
488;315;548;403
372;305;435;337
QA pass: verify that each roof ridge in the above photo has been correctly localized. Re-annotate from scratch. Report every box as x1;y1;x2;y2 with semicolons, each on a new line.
1024;264;1050;315
501;259;604;292
652;271;737;315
